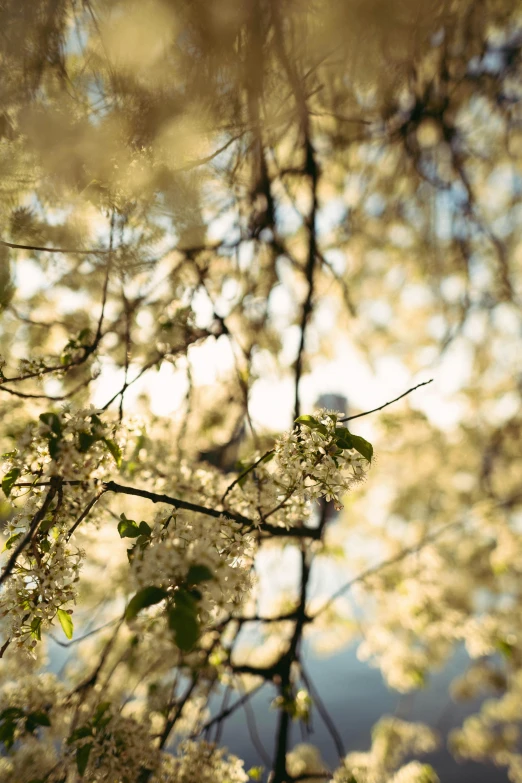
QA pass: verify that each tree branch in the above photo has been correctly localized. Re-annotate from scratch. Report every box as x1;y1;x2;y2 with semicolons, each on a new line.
339;379;433;422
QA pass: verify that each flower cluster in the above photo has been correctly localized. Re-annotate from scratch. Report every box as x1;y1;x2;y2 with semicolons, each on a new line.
66;705;160;782
0;672;66;782
3;404;117;486
223;410;373;531
333;718;439;783
274;410;372;511
1;405;120;652
125;507;255;652
153;740;249;783
0;531;83;655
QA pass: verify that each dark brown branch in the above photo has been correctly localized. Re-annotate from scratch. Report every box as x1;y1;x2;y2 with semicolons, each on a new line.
0;239;109;254
103;480;253;525
103;480;321;539
0;479;60;587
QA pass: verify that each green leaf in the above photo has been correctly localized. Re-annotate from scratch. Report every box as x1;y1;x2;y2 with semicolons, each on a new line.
25;711;51;733
92;702;111;728
91;414;103;429
350;434;373;462
175;588;198;611
2;467;20;497
78;431;97;452
39;413;63;460
117;515;140;538
295;415;328;436
39;412;62;436
496;639;514;658
167;588;200;651
48;437;61;460
125;586;168;622
40;515;56;534
57;608;74;640
334;426;353;449
3;531;23;551
0;707;24;721
30;617;42;641
0;719;16;748
248;767;264;781
39;538;51;554
103;438;122;468
138;520;152;536
76;743;92;776
67;726;92;745
168;605;200;651
186;564;213;585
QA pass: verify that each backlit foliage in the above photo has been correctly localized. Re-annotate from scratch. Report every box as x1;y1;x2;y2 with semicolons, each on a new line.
1;1;522;781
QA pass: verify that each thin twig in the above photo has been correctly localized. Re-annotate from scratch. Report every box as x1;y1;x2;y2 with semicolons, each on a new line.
66;489;106;540
49;617;119;647
311;518;465;619
1;239;109;254
339;379;433;422
221;449;274;505
300;665;345;759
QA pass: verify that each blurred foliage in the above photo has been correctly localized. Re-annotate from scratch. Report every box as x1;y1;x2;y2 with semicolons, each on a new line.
2;0;522;781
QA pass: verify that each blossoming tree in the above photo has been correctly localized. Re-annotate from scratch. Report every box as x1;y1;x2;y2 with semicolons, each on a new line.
1;1;522;782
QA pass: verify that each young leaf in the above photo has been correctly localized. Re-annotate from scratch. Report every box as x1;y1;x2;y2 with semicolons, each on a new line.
138;520;152;536
117;516;140;538
76;743;92;776
2;467;20;497
47;437;61;461
78;431;97;453
168;606;200;651
30;617;42;641
0;719;16;748
103;438;122;467
92;702;111;728
57;608;74;640
167;588;200;651
67;726;92;745
334;426;353;449
350;434;373;462
25;711;51;733
295;415;328;436
40;515;56;534
3;531;23;551
186;564;213;585
39;412;62;436
125;586;168;622
0;707;24;721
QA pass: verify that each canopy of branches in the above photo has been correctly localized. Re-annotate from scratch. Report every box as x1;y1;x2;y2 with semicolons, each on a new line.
1;1;522;782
